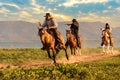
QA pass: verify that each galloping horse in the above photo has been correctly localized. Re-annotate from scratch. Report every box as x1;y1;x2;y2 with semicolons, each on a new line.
38;27;69;64
102;29;114;54
66;30;82;55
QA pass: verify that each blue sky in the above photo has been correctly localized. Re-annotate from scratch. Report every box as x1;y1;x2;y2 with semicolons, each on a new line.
0;0;120;27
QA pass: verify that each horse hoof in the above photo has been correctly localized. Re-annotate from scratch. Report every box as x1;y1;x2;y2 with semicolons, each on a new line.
67;57;69;60
48;56;52;59
54;62;57;65
40;47;45;50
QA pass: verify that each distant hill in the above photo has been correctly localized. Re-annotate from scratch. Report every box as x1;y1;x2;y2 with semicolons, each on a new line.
0;21;120;42
58;21;104;40
0;21;39;42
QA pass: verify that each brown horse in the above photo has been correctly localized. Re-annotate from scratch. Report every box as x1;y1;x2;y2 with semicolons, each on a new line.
38;27;69;64
102;29;114;54
66;30;82;55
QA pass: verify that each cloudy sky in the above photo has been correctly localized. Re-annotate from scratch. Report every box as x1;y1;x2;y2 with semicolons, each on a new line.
0;0;120;27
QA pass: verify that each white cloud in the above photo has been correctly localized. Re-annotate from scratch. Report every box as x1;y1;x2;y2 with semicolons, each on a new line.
53;13;72;21
19;11;32;19
108;6;112;9
0;2;21;10
60;0;109;7
53;8;57;11
116;7;120;11
77;12;111;22
31;8;45;14
48;8;52;11
0;7;10;17
116;0;120;4
31;0;40;8
103;10;109;13
0;7;10;13
77;11;120;27
30;0;47;14
46;0;56;3
30;0;46;10
28;18;39;23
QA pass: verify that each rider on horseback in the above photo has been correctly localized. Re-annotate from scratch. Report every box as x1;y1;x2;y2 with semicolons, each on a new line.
101;23;112;46
40;13;62;50
66;19;80;47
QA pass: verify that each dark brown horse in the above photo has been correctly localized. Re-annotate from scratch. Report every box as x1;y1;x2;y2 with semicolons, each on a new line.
66;30;82;55
38;27;69;64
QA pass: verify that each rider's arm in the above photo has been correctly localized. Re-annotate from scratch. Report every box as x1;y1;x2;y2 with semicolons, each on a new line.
48;19;58;29
66;24;71;26
42;20;47;28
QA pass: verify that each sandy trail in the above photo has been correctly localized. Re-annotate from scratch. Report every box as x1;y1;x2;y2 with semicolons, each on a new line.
57;50;119;64
0;50;119;69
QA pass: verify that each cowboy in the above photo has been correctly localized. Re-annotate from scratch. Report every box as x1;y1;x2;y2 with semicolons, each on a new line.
101;23;112;46
67;19;80;47
105;23;112;35
41;13;61;50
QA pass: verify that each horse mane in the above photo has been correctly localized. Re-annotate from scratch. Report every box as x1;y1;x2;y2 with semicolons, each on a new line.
38;28;55;45
66;30;76;42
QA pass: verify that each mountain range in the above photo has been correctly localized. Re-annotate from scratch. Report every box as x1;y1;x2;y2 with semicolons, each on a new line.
0;21;120;42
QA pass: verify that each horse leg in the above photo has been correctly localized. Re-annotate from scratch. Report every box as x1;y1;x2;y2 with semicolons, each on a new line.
110;40;114;54
70;46;73;55
79;38;82;55
77;48;81;56
103;45;108;54
73;47;76;55
56;47;60;55
76;48;78;55
61;45;69;60
63;48;69;60
47;49;52;59
52;48;56;64
107;45;110;54
79;39;82;49
79;49;81;55
102;45;105;54
111;46;114;54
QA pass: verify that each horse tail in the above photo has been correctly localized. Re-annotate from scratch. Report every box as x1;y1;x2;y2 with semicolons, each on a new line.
78;35;82;48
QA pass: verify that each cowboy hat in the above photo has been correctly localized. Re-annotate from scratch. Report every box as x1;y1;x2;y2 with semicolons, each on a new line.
44;13;51;17
72;19;77;22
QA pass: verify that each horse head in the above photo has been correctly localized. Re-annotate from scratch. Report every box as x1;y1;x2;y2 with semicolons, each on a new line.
103;30;109;38
38;27;46;37
66;30;72;38
66;30;72;34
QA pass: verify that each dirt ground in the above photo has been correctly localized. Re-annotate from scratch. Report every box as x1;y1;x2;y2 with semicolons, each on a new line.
0;50;119;69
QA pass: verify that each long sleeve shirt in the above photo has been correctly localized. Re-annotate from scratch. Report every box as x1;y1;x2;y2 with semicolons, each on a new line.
42;18;58;29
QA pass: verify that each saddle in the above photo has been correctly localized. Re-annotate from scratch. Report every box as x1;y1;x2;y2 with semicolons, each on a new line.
47;29;64;49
